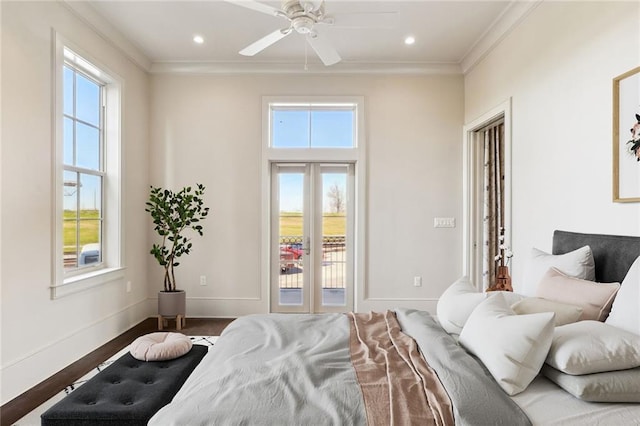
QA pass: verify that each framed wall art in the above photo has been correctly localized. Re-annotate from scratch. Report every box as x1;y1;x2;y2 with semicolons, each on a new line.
613;66;640;202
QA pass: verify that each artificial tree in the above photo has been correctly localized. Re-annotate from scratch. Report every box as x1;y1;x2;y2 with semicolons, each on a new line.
145;183;209;292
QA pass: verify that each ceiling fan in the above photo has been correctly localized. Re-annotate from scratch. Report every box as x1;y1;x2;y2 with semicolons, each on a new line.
223;0;397;66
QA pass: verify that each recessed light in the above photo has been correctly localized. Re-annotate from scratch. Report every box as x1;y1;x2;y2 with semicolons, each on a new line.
193;35;204;44
404;36;416;45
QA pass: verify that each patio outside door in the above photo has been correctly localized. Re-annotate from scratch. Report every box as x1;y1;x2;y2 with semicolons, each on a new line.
270;163;354;313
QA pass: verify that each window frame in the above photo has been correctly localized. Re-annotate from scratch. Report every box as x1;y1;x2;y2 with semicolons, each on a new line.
270;103;357;149
52;34;124;298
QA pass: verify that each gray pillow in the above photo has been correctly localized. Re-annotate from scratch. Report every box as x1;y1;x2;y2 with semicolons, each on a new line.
542;364;640;403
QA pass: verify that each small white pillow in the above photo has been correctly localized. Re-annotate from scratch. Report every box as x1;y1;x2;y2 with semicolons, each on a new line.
436;276;486;335
520;246;595;296
511;297;583;326
536;268;620;321
459;293;555;396
546;321;640;375
130;332;193;361
606;256;640;335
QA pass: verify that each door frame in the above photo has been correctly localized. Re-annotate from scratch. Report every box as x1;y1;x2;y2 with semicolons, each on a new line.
260;96;366;313
462;98;512;290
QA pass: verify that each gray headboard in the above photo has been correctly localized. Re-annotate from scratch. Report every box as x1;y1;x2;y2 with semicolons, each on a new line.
552;230;640;284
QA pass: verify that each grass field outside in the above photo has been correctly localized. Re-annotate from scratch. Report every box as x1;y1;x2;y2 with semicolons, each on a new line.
63;209;100;254
279;212;346;236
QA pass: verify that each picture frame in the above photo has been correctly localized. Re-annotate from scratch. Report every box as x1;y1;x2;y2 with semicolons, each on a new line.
613;66;640;203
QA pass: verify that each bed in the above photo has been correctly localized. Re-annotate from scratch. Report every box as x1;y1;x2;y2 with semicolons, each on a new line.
149;230;640;425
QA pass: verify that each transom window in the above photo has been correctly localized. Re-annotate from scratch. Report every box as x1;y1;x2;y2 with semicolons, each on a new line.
271;104;356;148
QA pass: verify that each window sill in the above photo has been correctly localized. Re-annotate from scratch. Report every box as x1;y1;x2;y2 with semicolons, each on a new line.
51;267;125;299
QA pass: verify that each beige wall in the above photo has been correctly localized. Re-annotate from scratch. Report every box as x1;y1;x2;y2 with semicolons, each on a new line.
8;0;635;405
149;73;464;316
1;1;151;403
465;1;640;287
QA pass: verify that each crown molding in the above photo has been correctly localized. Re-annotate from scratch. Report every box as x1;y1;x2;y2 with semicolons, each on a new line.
61;0;539;77
150;60;462;75
60;0;152;72
460;0;542;75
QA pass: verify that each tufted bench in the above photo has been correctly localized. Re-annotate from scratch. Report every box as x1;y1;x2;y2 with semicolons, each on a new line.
41;344;208;426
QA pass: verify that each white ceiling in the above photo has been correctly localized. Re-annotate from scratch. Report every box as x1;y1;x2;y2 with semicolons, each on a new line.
74;0;538;74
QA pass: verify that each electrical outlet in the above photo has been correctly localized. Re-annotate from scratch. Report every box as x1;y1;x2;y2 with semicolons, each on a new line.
434;217;456;228
413;276;422;287
200;275;207;286
126;281;131;293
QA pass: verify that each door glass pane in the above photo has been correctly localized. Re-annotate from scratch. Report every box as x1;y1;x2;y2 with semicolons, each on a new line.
278;172;304;305
321;170;347;306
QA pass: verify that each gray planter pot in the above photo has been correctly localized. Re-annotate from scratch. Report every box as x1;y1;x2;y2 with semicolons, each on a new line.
158;290;186;317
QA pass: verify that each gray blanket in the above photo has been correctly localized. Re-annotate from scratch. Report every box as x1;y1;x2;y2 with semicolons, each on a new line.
149;310;530;425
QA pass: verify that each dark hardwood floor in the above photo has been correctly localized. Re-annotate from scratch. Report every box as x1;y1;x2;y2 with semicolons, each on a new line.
0;317;235;426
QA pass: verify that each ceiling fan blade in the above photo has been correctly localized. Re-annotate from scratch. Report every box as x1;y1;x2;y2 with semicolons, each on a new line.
223;0;284;18
239;28;291;56
306;32;341;66
321;12;398;29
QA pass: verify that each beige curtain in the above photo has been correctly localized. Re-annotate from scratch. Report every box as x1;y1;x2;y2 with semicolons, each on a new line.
482;122;505;290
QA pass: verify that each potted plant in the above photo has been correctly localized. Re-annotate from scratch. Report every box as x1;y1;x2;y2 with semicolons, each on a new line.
146;183;209;323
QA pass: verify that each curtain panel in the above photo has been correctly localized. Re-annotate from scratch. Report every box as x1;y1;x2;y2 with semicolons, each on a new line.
482;123;505;290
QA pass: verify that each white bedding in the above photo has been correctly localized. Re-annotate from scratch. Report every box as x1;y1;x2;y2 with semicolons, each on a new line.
513;376;640;426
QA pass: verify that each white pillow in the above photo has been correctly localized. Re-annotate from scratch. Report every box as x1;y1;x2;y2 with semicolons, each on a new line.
458;293;555;396
546;321;640;375
436;276;486;335
130;332;193;361
606;256;640;335
511;297;583;326
520;246;595;296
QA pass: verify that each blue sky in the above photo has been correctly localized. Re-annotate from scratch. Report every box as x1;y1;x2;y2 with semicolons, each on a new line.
63;66;102;211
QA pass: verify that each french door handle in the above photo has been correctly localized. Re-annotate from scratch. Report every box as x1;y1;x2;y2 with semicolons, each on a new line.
303;237;311;255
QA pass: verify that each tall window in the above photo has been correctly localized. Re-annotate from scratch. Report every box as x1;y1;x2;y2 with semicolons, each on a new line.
53;40;122;297
63;55;104;272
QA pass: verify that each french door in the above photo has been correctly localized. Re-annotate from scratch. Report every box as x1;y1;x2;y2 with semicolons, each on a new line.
270;163;354;313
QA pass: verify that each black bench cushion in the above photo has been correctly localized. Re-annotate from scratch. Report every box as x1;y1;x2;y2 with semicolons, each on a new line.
41;344;208;426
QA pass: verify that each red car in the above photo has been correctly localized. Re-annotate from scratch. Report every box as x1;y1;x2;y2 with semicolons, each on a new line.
280;245;303;272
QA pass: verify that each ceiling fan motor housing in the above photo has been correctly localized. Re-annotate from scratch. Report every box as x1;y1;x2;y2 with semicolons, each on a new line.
292;16;315;33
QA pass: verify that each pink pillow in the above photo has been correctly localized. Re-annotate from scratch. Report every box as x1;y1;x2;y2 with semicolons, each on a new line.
129;332;192;361
536;268;620;321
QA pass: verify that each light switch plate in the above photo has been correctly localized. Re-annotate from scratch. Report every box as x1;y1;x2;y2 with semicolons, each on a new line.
434;217;456;228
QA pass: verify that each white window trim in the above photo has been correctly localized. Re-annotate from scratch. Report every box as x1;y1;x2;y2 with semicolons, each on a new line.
51;32;124;299
261;96;366;312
